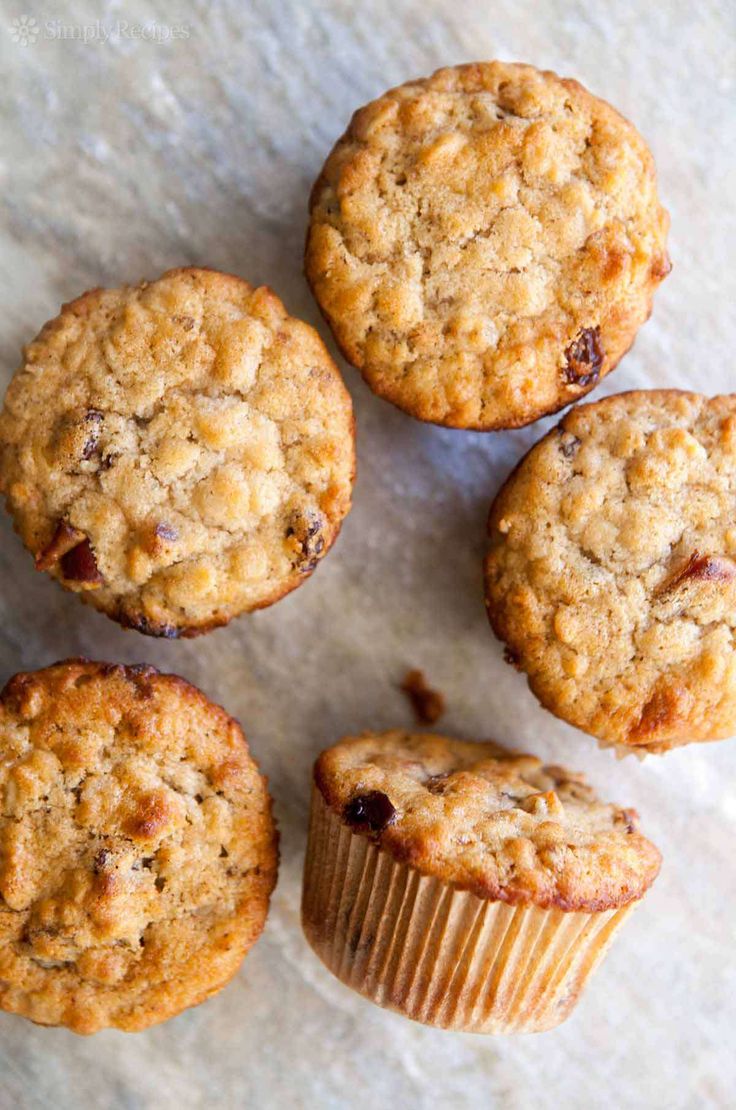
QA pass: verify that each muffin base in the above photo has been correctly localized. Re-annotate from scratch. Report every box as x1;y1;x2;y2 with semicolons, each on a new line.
302;789;634;1034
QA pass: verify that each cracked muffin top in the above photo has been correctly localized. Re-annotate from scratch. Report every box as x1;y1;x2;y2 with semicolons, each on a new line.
485;390;736;753
306;61;669;430
315;730;660;911
0;659;278;1033
0;267;355;637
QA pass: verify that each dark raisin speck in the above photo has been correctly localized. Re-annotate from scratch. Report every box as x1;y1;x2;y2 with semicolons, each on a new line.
154;522;179;543
619;808;638;835
559;432;581;459
563;327;603;387
344;791;397;834
82;409;103;459
93;849;111;873
127;663;157;678
122;612;181;639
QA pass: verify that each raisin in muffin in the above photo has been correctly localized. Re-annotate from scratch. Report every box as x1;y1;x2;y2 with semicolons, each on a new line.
306;61;669;429
0;268;355;637
0;659;278;1033
302;730;659;1033
485;390;736;753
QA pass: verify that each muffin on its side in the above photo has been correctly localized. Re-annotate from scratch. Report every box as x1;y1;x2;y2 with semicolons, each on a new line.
0;659;278;1033
0;267;355;637
302;730;660;1034
306;61;669;430
485;390;736;753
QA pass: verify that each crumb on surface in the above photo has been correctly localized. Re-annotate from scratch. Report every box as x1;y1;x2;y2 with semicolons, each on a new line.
400;668;446;724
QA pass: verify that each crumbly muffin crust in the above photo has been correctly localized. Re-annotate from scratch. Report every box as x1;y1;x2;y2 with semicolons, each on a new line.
485;390;736;752
0;268;355;637
0;659;278;1033
306;61;669;429
314;730;660;911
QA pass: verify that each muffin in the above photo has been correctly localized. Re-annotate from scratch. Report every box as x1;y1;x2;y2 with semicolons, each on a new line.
302;730;660;1034
0;267;355;637
305;61;669;430
485;390;736;754
0;659;278;1033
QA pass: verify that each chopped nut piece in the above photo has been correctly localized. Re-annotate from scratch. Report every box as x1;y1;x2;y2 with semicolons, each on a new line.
520;790;565;817
60;538;103;587
35;521;86;571
657;551;736;595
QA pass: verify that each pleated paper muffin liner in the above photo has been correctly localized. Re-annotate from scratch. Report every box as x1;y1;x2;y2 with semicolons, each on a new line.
302;788;635;1034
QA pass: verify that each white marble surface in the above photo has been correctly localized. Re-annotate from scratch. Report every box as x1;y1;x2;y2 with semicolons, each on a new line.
0;2;734;1107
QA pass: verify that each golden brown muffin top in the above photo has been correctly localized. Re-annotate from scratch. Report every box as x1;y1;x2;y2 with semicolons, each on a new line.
485;390;736;753
0;659;278;1033
0;267;355;637
306;61;669;430
314;730;660;911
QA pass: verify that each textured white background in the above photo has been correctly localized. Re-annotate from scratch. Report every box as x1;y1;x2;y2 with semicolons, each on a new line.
0;2;734;1108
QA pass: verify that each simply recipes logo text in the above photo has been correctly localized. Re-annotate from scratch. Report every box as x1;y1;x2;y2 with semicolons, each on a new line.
8;16;191;46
